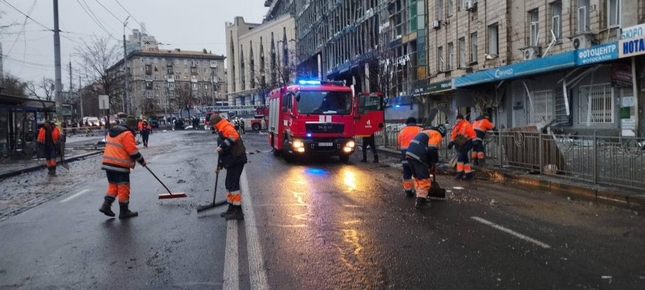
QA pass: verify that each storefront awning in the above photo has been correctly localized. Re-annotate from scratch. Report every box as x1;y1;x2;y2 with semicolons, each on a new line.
0;94;55;111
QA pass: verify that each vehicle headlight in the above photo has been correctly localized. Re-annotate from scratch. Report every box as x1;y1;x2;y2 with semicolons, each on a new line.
293;140;304;148
343;147;353;153
346;141;355;147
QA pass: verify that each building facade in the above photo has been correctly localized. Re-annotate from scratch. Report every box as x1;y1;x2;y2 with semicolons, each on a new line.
126;27;159;56
225;15;296;106
108;48;226;118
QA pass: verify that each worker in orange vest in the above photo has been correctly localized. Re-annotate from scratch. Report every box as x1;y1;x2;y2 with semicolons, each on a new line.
397;117;422;197
37;120;61;176
447;114;477;180
210;113;247;220
471;113;496;165
405;125;446;209
99;116;146;219
140;120;152;148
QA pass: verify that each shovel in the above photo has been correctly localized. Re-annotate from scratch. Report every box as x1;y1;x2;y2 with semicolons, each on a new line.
144;165;187;199
196;155;227;212
428;164;446;200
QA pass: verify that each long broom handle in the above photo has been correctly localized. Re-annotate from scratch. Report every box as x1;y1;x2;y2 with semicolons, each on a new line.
144;166;173;195
212;154;221;204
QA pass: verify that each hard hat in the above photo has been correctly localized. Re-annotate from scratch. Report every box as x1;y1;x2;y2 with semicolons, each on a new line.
436;124;447;137
124;116;138;128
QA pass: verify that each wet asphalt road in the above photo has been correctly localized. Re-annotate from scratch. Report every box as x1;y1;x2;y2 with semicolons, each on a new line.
1;129;644;289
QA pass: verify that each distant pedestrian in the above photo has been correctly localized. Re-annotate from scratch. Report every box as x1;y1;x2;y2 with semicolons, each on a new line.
99;116;146;219
37;120;61;176
471;113;495;166
210;113;247;220
447;114;476;180
397;117;422;197
360;133;379;163
405;125;446;209
140;120;151;147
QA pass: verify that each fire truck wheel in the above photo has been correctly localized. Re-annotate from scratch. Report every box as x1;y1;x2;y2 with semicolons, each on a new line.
252;123;261;131
283;140;294;163
339;154;350;163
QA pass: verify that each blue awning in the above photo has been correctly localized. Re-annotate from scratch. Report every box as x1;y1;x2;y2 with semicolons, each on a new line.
454;51;577;88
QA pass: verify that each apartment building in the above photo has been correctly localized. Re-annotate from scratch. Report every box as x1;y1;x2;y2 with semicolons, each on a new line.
428;0;645;136
225;15;296;106
107;48;226;117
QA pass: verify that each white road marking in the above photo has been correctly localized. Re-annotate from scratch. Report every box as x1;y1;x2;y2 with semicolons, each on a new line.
60;189;90;203
453;187;465;190
471;216;552;249
241;169;270;290
223;220;239;290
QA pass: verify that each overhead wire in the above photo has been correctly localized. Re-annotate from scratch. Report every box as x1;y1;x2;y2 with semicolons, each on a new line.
94;0;133;34
1;0;52;31
74;0;119;40
113;0;152;36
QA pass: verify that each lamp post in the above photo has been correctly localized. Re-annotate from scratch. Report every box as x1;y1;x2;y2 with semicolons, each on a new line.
123;16;131;115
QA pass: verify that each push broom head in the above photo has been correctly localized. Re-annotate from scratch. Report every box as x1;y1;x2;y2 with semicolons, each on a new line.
158;192;188;199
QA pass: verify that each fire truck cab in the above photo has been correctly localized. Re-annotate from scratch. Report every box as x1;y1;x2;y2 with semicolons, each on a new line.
268;80;384;163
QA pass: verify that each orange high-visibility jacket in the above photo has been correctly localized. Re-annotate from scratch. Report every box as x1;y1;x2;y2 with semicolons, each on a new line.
398;125;422;150
472;116;495;140
101;125;145;172
37;127;60;144
405;129;443;163
450;119;477;141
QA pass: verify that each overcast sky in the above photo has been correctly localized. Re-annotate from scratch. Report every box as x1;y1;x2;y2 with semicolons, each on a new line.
1;0;267;93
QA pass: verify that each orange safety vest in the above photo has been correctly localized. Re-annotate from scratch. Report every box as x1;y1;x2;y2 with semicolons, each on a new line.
397;125;422;149
472;117;495;140
37;126;60;144
101;127;141;172
450;120;477;141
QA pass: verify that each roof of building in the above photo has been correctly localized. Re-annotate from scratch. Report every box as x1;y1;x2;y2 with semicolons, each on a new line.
106;48;226;72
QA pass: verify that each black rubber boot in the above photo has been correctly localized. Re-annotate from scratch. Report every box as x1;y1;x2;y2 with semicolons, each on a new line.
225;205;244;220
373;154;379;163
118;202;138;219
405;190;414;198
220;204;234;217
51;166;56;176
454;172;464;180
414;197;430;209
361;153;367;162
47;167;53;176
99;196;116;217
473;158;479;166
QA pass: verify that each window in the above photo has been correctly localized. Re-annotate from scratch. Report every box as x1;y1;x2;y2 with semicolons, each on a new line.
448;42;454;70
531;90;555;123
459;37;466;68
191;67;198;75
438;46;444;72
608;0;620;28
145;65;152;76
578;84;614;124
145;81;153;90
577;0;590;33
448;0;453;16
551;1;562;42
488;23;499;55
529;9;539;47
437;0;443;20
470;32;478;63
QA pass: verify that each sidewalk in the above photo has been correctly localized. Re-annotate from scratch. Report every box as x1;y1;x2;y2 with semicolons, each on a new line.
0;149;102;179
373;146;645;211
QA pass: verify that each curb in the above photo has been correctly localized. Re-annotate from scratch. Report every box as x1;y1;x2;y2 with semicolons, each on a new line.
0;151;103;179
373;146;645;211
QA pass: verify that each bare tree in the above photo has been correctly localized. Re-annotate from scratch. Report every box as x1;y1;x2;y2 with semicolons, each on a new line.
75;36;124;116
172;82;194;118
39;77;55;101
0;74;28;97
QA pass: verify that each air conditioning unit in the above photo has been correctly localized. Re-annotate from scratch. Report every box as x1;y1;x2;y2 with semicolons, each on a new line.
466;0;477;11
523;47;541;60
432;20;441;30
572;35;592;50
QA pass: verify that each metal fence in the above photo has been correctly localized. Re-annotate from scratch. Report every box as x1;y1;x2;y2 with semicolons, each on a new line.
372;128;645;191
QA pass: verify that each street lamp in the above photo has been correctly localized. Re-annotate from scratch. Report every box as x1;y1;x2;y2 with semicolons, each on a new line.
123;16;131;115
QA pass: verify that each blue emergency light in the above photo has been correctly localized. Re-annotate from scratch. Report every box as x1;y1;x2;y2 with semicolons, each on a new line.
307;133;312;137
298;79;321;85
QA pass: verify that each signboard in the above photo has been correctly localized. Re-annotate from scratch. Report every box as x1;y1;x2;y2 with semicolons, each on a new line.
619;24;645;58
454;51;576;87
98;95;109;110
576;42;618;65
611;63;633;87
429;80;453;94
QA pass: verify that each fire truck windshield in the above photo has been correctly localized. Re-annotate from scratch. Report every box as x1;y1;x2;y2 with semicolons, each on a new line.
296;90;352;115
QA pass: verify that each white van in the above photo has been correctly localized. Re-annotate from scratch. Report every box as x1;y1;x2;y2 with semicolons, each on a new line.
83;117;101;127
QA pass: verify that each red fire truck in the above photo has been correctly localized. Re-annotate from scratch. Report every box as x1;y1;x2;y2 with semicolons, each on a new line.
268;79;384;163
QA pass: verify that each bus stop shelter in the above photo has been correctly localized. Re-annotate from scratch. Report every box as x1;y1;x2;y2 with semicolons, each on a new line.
0;93;55;159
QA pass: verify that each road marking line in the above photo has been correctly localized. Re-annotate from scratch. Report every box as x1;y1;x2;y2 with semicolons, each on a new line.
241;169;270;290
471;216;552;249
60;189;90;203
223;220;239;290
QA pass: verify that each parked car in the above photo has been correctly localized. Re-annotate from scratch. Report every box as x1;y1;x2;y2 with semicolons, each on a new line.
147;118;159;128
83;117;101;127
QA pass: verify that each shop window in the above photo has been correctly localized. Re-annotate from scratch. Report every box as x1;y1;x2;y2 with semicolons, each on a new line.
531;90;555;123
578;84;614;124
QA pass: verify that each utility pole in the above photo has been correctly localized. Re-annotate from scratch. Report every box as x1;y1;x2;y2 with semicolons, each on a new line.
53;0;63;123
123;16;130;115
79;73;83;120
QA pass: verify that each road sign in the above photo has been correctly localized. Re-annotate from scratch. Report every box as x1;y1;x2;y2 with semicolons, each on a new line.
98;95;109;110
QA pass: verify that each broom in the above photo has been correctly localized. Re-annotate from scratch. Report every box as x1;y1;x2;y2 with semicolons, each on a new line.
144;165;188;199
196;155;227;212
